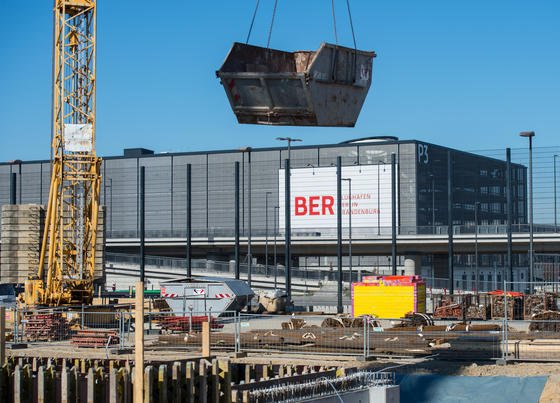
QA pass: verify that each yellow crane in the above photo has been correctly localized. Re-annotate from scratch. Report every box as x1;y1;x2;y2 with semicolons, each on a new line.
23;0;101;306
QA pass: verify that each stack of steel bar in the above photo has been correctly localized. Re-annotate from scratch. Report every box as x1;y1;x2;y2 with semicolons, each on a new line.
71;329;119;347
490;292;524;319
524;292;558;319
158;316;223;332
24;312;69;342
158;328;433;356
528;311;560;332
466;304;489;320
434;302;463;319
434;294;489;320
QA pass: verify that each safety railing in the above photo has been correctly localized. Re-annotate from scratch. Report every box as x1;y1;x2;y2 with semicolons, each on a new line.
105;223;560;239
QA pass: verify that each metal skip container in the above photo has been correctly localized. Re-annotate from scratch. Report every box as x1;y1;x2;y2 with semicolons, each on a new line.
216;42;376;127
160;278;254;316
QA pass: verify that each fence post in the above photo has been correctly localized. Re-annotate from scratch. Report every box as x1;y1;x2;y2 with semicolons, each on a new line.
362;316;367;360
235;313;240;354
118;315;123;350
13;308;18;343
81;304;85;329
134;281;145;403
504;279;509;363
202;322;211;357
0;307;5;365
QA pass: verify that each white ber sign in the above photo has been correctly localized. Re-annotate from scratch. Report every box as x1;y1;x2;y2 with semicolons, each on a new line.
278;165;396;229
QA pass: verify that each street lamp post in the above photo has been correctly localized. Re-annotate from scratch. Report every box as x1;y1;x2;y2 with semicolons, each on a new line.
275;137;302;163
304;256;309;294
273;205;279;288
430;174;435;234
342;178;352;284
104;178;113;236
239;147;253;286
520;131;535;292
554;154;559;232
265;191;272;277
475;201;480;293
377;161;386;236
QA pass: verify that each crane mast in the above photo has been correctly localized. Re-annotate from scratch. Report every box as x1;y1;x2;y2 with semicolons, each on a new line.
24;0;101;306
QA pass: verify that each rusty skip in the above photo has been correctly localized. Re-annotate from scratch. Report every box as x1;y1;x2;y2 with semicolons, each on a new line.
217;42;376;127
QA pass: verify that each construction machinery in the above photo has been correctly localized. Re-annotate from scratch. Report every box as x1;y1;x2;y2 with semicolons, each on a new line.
23;0;101;306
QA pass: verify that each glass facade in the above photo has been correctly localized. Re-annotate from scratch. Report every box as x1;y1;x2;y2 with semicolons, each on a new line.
415;143;527;230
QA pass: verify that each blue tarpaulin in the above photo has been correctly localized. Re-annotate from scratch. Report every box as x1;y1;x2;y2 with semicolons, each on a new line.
397;374;547;403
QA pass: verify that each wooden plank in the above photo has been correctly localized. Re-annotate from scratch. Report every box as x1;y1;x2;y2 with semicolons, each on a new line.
198;360;208;403
171;362;182;403
158;365;168;403
87;367;95;403
210;360;220;403
202;322;211;357
219;361;232;403
185;362;195;403
109;369;118;403
143;366;154;403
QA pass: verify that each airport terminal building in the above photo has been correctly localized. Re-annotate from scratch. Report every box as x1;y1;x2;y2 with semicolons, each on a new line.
0;137;528;290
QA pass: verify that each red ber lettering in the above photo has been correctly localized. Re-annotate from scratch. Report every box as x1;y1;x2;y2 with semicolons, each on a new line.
295;196;307;215
322;196;334;215
294;195;335;216
309;196;320;215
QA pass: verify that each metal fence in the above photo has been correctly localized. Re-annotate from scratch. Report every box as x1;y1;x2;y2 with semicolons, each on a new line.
9;283;560;363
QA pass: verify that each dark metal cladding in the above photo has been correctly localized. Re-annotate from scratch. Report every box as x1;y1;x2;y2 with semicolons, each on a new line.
217;42;376;127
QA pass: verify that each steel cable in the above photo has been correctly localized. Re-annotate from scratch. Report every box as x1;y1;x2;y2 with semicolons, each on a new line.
331;0;339;45
245;0;260;44
266;0;279;49
346;0;357;50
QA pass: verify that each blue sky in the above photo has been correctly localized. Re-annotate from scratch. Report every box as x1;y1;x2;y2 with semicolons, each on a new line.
1;1;559;162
